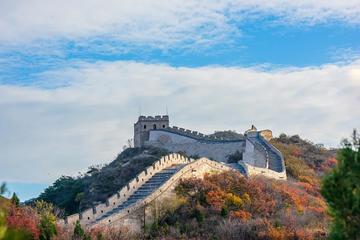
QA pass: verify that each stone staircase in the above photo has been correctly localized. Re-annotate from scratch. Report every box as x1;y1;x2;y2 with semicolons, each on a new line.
90;164;185;224
249;136;284;173
256;137;283;172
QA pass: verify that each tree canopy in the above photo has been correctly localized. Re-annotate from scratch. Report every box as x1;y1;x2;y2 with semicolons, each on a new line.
321;129;360;239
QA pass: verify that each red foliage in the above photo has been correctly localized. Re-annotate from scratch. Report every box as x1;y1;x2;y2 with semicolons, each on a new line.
6;205;40;239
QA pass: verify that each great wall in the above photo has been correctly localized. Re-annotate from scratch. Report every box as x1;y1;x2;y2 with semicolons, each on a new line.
60;115;287;230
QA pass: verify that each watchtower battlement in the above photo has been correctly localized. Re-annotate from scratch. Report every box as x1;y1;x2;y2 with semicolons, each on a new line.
134;115;170;147
138;115;169;121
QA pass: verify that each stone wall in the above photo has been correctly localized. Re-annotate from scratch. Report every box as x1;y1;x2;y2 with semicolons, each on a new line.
242;162;287;180
243;138;266;167
148;130;245;162
242;136;287;179
150;127;245;142
149;130;197;144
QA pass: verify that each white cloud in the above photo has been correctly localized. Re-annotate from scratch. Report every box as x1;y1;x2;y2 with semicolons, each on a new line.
0;60;359;183
0;0;360;47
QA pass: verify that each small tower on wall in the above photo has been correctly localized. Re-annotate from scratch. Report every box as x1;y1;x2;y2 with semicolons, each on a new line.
134;115;170;147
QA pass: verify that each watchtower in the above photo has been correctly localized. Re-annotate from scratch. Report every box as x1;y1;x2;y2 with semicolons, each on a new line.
134;115;170;147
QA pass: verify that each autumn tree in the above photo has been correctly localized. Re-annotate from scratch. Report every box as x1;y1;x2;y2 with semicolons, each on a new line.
321;129;360;239
35;200;57;240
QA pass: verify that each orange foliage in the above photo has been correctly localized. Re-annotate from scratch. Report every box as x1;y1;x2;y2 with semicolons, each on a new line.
230;210;251;220
298;175;318;186
177;171;328;239
296;181;320;197
206;190;225;210
320;157;337;172
326;157;337;166
268;225;287;240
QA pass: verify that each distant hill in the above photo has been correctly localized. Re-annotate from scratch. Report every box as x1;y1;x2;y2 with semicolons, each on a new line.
208;130;244;140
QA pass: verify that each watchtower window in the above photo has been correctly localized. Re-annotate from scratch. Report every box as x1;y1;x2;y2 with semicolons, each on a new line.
162;125;165;128
153;124;157;129
144;125;146;129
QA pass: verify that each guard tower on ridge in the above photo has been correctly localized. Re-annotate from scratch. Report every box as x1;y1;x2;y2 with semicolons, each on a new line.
134;115;170;147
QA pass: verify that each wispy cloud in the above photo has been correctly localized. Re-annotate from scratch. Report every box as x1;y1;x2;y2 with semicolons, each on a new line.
0;60;359;183
1;0;360;48
329;47;360;63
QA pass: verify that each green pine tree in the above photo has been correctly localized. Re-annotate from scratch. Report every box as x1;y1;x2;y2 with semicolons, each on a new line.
10;193;20;206
321;129;360;240
73;220;85;239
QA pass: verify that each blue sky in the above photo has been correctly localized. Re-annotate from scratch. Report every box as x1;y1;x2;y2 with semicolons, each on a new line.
1;20;360;85
0;0;360;201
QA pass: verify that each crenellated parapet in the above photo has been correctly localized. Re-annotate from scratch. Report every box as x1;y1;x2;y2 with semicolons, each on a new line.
137;115;169;122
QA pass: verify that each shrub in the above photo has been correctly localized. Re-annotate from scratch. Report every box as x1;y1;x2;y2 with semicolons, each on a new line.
221;207;228;217
6;205;40;239
227;150;243;163
35;200;57;240
193;208;205;223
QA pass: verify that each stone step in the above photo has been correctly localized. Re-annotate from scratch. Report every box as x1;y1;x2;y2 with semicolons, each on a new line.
92;164;186;223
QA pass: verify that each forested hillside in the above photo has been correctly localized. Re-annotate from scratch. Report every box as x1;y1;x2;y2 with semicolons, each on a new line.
148;171;328;239
271;134;337;183
144;134;338;239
